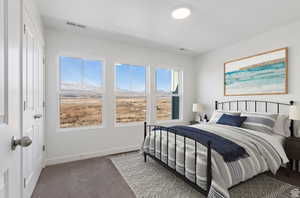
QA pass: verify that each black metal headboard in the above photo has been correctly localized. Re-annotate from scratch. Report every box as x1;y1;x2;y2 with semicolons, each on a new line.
214;100;295;137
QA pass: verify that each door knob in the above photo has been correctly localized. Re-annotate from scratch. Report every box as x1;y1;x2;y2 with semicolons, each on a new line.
11;136;32;150
34;114;42;119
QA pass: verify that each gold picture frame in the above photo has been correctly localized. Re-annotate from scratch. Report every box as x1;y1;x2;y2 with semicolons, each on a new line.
224;48;288;96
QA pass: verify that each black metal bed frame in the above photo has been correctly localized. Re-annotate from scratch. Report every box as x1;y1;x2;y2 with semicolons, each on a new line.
215;100;294;137
143;100;295;196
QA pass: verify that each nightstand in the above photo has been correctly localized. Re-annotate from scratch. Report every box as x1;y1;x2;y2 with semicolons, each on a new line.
285;137;300;175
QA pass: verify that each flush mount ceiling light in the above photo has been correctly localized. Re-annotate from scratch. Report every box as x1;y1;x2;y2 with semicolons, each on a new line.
172;7;191;19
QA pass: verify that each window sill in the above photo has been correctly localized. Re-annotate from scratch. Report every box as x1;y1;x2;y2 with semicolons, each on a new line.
58;125;104;133
155;119;187;125
114;122;145;128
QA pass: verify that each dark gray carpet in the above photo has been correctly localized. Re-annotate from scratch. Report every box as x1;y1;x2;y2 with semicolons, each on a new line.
32;152;300;198
31;157;135;198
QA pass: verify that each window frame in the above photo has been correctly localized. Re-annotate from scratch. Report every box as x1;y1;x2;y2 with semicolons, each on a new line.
113;62;150;127
154;66;183;123
57;54;106;132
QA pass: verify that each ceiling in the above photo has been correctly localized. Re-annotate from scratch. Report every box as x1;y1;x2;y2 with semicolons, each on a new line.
37;0;300;55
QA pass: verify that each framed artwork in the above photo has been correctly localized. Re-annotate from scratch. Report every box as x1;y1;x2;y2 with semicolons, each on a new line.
224;48;288;96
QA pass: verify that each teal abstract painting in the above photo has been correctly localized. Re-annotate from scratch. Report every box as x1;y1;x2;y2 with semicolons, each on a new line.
224;48;288;96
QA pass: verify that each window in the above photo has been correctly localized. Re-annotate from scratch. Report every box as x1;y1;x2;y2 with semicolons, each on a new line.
155;68;181;121
115;64;147;124
59;56;104;128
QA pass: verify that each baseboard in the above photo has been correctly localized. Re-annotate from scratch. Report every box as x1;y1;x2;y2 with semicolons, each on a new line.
26;163;43;198
45;145;140;166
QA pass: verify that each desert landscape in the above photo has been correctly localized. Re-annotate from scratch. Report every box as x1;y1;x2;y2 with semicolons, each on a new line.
60;96;102;128
156;97;172;121
60;96;172;128
116;96;147;123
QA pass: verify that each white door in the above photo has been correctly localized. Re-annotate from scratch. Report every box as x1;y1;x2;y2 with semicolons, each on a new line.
22;10;45;198
0;0;22;198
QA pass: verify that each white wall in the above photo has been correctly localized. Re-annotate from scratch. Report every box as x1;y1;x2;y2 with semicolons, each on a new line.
195;20;300;124
45;28;196;165
195;20;300;172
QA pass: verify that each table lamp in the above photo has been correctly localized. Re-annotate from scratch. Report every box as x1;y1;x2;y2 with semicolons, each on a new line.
289;105;300;137
192;103;204;122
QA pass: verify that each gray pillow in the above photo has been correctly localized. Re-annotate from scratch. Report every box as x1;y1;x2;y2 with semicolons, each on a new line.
273;115;291;137
241;112;278;134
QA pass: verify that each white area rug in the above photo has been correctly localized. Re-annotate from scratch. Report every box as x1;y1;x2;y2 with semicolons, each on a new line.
111;153;300;198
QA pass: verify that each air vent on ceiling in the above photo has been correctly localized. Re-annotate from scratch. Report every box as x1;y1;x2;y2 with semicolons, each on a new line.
66;21;86;29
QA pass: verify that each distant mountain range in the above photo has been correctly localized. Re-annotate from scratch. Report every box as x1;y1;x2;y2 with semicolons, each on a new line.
61;82;101;91
61;82;173;97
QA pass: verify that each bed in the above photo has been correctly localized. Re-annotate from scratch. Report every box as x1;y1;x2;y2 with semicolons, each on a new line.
142;100;295;198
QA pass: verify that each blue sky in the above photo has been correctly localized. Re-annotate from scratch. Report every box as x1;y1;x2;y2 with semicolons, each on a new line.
155;68;171;92
60;57;171;92
60;56;102;88
116;64;146;92
116;66;171;92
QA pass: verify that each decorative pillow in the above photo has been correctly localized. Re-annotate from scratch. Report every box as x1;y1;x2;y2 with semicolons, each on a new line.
209;110;240;123
217;114;247;127
241;112;278;134
273;115;291;137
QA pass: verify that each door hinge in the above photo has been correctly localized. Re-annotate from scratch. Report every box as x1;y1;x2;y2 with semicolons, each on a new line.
43;101;46;108
24;178;26;188
23;24;26;34
23;101;26;111
42;145;46;152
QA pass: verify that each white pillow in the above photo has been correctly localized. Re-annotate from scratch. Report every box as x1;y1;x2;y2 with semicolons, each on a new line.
273;115;291;137
209;110;241;123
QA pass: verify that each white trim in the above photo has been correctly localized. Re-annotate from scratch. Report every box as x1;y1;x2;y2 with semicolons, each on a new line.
24;164;43;198
22;6;45;198
149;66;155;123
20;3;25;198
146;120;189;126
115;122;145;127
56;54;106;130
113;62;148;95
58;55;106;93
113;62;149;125
45;145;140;166
153;64;183;71
154;67;183;122
23;1;44;45
58;125;104;133
155;119;184;124
0;0;8;126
